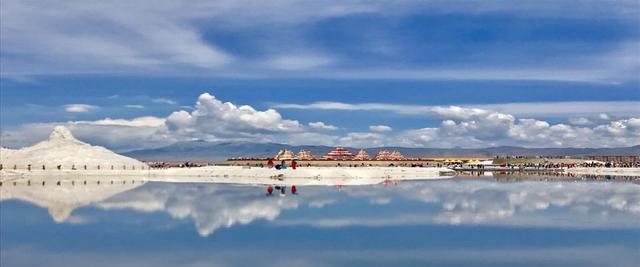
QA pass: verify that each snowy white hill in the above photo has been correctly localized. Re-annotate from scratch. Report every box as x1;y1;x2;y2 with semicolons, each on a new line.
0;126;146;170
0;147;16;162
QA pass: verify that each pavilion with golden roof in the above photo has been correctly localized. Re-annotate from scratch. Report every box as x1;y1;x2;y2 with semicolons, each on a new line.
353;149;371;160
274;149;296;160
374;150;406;160
322;147;354;160
296;150;316;160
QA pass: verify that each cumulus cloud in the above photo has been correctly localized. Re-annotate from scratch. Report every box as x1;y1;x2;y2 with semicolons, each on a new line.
369;125;392;132
164;93;302;141
308;121;339;131
3;94;640;150
64;104;98;113
1;93;307;150
399;106;640;148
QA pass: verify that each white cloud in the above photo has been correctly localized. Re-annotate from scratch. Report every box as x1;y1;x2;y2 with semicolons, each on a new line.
598;113;611;120
85;117;166;127
1;0;232;74
274;101;640;118
164;93;302;141
282;132;339;146
0;116;172;151
569;117;593;126
369;125;392;132
1;1;636;83
338;132;385;147
308;121;339;131
64;104;98;113
397;106;640;148
124;104;145;109
268;55;333;71
3;94;640;150
152;98;177;105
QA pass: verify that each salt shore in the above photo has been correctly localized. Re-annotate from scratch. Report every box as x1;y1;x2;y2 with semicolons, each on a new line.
0;166;455;186
565;167;640;176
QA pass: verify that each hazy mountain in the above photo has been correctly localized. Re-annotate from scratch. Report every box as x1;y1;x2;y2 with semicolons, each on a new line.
122;141;640;162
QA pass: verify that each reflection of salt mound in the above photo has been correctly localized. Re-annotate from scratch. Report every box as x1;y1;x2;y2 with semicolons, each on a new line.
0;180;144;222
1;126;145;169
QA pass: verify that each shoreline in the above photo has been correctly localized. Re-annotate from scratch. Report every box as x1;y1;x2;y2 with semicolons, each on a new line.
2;166;639;186
0;166;455;186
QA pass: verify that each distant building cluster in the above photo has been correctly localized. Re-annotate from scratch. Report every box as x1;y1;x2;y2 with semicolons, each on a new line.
583;156;639;164
273;149;316;160
373;150;406;161
272;147;408;161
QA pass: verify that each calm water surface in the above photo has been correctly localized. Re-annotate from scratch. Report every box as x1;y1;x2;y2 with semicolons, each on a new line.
1;176;639;267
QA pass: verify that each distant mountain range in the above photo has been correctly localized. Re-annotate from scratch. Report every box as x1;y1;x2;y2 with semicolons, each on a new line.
122;140;640;162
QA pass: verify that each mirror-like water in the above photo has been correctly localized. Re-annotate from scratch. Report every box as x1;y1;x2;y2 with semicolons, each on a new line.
1;176;639;267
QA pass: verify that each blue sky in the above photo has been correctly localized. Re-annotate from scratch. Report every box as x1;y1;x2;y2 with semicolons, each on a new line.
1;1;639;150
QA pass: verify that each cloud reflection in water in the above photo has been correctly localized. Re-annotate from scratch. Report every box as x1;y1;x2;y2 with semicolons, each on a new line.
90;180;640;235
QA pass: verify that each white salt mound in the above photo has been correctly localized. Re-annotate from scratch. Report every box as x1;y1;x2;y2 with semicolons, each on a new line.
1;126;145;169
0;147;16;162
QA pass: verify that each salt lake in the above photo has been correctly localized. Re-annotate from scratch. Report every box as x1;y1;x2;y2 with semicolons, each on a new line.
1;175;639;267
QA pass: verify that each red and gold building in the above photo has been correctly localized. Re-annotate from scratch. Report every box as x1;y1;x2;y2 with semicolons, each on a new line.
323;147;354;160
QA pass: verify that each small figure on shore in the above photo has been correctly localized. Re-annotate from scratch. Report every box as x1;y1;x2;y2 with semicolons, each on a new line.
267;159;274;168
291;160;297;170
280;186;286;196
291;185;298;195
267;185;274;196
278;160;287;169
